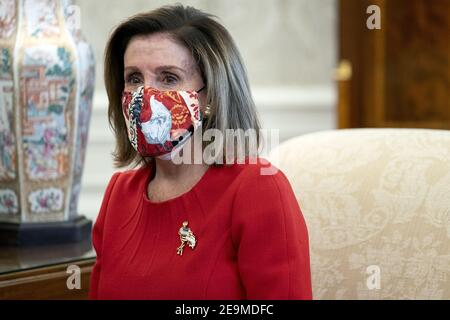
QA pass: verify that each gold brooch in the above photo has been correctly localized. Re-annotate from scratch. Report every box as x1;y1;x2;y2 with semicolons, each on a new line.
176;221;196;256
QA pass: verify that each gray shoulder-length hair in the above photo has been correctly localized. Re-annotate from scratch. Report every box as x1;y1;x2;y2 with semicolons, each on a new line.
104;4;261;168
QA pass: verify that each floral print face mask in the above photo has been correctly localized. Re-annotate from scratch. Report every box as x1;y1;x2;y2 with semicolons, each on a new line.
121;85;204;159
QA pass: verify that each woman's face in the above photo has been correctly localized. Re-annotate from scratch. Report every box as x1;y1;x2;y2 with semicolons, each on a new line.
123;32;206;106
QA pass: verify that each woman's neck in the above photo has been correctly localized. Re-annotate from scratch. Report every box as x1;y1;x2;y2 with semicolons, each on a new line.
153;158;208;182
152;136;208;182
147;154;209;203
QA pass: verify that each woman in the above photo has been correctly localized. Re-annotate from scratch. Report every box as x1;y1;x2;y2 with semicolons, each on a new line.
89;4;312;300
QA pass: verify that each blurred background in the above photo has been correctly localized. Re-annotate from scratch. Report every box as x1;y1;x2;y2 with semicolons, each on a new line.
77;0;339;221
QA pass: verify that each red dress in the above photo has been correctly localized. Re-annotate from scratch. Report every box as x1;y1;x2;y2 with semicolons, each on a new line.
89;159;312;300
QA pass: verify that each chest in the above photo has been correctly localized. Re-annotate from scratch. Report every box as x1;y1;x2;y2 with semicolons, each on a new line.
98;174;246;299
146;176;200;202
100;212;242;299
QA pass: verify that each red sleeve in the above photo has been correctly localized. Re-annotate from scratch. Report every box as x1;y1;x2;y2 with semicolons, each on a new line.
88;172;121;300
231;167;312;300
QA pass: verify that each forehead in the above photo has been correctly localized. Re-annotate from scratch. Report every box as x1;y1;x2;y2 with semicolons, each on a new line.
124;33;195;71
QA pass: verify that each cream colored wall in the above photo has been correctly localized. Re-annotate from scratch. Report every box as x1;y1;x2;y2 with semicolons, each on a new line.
76;0;338;221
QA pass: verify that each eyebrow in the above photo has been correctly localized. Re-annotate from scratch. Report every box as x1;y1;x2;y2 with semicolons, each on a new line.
124;65;187;75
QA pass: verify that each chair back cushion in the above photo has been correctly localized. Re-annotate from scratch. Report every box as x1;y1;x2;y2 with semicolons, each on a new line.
270;129;450;299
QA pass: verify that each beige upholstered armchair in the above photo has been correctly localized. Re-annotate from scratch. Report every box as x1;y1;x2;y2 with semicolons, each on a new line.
270;128;450;299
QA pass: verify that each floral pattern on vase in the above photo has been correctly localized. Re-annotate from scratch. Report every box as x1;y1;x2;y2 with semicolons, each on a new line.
0;0;95;223
0;47;16;182
0;189;18;214
21;45;73;181
63;0;95;219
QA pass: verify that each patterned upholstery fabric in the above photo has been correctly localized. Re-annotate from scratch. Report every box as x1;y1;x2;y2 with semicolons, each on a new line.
269;128;450;299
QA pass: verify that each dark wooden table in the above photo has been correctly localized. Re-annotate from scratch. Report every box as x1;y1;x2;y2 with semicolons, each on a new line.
0;239;95;299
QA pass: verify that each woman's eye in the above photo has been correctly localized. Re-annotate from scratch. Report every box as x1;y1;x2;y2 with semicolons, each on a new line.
162;74;178;85
125;74;142;84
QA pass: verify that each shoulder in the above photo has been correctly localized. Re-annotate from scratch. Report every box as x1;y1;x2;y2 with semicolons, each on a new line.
230;157;294;195
103;166;151;197
229;158;304;244
210;157;296;210
111;165;150;184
